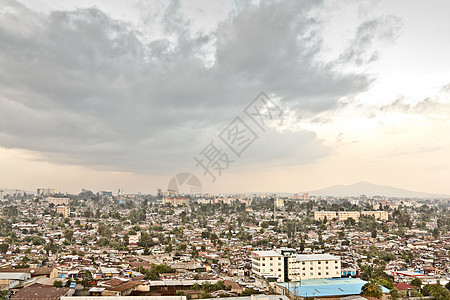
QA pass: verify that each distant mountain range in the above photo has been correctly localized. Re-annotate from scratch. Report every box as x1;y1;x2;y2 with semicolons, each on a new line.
308;182;449;198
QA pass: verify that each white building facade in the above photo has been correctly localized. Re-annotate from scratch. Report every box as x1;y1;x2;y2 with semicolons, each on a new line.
251;249;341;284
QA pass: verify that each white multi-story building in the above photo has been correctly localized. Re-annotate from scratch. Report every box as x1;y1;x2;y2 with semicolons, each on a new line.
314;211;338;221
275;198;284;208
46;197;69;206
314;211;388;222
287;254;341;281
251;249;341;284
251;250;285;282
361;211;388;220
56;206;70;218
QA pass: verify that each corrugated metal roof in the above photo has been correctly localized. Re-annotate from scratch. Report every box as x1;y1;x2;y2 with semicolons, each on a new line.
277;278;389;297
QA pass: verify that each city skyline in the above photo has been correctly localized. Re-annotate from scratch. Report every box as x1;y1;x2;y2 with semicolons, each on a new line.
0;0;449;194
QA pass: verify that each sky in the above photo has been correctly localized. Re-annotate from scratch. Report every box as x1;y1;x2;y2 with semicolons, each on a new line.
0;0;449;195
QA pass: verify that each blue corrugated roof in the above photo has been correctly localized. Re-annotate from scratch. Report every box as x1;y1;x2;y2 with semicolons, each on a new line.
277;278;389;297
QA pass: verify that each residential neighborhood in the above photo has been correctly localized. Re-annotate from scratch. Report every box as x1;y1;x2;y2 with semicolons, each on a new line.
1;190;450;299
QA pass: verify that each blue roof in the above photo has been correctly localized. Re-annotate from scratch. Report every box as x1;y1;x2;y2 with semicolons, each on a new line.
276;278;389;298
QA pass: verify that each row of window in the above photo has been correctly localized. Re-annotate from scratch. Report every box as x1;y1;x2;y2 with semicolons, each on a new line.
259;268;282;272
261;263;282;267
290;271;340;277
289;266;339;270
290;260;338;265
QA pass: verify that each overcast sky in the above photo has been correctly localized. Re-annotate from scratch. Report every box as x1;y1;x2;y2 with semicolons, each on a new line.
0;0;449;195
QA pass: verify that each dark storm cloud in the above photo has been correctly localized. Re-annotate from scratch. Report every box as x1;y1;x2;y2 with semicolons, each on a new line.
0;0;394;173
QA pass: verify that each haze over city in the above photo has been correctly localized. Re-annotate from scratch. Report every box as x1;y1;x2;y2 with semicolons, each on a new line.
1;0;449;194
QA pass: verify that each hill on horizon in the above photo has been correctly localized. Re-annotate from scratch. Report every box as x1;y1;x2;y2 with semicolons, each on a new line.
308;182;449;198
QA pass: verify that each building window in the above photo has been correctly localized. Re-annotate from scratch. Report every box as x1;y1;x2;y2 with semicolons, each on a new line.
326;272;329;275
278;263;281;266
326;261;329;264
310;267;313;270
270;257;273;260
302;262;305;265
318;261;321;264
318;272;321;275
302;267;305;270
270;263;273;266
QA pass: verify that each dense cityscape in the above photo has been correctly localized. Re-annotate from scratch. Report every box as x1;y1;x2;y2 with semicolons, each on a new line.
1;0;450;300
1;189;450;299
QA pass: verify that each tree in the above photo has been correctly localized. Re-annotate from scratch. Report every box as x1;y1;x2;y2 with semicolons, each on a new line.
0;290;9;300
390;287;399;300
361;279;383;299
433;228;440;239
429;283;450;300
53;280;63;288
138;232;154;248
422;284;432;296
97;223;112;238
64;229;74;243
78;269;93;289
410;278;422;288
371;229;377;238
3;206;18;218
65;279;72;288
0;243;8;253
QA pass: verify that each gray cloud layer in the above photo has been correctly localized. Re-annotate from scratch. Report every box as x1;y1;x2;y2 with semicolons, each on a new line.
0;0;396;174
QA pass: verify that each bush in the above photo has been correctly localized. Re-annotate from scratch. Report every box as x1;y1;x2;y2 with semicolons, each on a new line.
53;280;63;288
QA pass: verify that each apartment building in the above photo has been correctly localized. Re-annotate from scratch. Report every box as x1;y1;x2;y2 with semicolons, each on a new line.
313;211;338;221
162;197;189;206
56;206;70;218
46;197;69;206
251;250;285;282
287;254;341;281
361;210;388;220
314;211;388;221
251;249;341;283
275;198;284;208
337;211;361;221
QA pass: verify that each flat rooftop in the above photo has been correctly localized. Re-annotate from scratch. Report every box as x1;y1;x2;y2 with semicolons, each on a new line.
293;254;340;261
277;278;389;298
251;250;283;257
